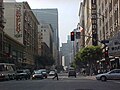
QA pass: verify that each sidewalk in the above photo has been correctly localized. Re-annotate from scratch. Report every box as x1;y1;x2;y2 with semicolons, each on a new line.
77;73;96;80
85;75;96;80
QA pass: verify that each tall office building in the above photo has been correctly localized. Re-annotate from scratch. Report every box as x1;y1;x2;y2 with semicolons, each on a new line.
4;2;39;66
82;0;98;46
78;2;85;48
33;9;59;65
0;0;4;58
38;23;53;56
97;0;120;57
60;35;74;69
97;0;120;69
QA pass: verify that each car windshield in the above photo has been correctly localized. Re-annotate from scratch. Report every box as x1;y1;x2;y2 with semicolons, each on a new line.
34;71;42;74
0;65;4;71
42;71;46;73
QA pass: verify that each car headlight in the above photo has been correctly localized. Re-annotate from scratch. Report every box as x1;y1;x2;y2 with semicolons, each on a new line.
0;74;4;76
32;75;35;77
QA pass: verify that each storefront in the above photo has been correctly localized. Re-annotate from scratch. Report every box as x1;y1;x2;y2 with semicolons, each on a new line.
0;33;25;69
107;33;120;69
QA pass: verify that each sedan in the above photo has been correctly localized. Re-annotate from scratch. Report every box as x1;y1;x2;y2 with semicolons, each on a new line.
38;69;47;78
49;71;55;76
15;69;30;80
68;70;76;77
96;69;120;81
32;70;44;80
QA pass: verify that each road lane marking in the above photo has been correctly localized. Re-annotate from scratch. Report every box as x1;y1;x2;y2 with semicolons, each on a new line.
113;81;120;84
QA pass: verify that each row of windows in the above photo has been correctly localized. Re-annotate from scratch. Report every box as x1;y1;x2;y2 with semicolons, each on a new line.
97;0;120;40
41;29;46;32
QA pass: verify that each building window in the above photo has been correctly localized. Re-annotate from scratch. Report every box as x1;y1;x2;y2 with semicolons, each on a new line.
92;19;97;24
41;33;43;35
105;0;107;5
109;17;112;27
113;0;118;5
105;10;107;19
109;0;112;12
102;2;104;11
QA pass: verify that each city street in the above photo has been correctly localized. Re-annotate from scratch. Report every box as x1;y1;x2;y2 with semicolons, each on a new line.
1;1;120;90
0;74;120;90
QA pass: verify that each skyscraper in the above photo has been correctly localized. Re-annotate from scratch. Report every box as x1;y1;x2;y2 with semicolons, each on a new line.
0;0;4;58
4;1;39;66
33;9;59;65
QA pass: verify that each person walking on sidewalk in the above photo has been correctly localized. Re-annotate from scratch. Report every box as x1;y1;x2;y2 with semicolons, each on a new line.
52;71;59;80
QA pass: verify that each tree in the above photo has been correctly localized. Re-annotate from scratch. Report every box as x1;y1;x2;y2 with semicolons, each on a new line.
74;46;103;75
80;46;103;63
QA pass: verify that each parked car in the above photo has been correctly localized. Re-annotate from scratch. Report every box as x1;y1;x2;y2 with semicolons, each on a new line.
0;63;16;81
38;69;47;78
96;69;120;81
49;70;56;76
15;69;31;80
31;70;44;80
68;69;76;77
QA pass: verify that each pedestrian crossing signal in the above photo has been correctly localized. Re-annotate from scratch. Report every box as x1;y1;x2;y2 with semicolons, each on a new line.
76;32;80;39
104;50;108;58
71;32;75;41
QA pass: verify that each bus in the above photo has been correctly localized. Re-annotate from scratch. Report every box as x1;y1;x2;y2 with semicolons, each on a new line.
0;63;16;80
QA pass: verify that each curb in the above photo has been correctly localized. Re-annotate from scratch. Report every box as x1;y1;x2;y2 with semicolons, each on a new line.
85;76;96;80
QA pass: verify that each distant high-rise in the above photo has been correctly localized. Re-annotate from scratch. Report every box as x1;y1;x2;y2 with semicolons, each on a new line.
33;9;59;65
60;35;74;69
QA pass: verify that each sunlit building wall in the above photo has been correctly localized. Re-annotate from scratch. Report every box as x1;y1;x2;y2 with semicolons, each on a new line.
83;0;92;46
78;2;85;49
83;0;98;47
0;0;4;58
38;23;53;57
4;2;39;66
97;0;120;57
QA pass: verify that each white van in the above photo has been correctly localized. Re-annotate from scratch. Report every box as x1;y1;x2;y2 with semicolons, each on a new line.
0;63;16;80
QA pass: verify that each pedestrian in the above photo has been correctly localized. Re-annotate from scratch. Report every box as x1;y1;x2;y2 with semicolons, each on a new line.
52;71;59;80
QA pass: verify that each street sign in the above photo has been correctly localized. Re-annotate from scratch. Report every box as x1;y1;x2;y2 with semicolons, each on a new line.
108;39;120;55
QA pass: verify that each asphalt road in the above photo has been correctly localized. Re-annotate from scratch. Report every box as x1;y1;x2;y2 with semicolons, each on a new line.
0;75;120;90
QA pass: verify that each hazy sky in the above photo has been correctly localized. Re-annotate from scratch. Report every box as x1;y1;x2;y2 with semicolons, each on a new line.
16;0;82;46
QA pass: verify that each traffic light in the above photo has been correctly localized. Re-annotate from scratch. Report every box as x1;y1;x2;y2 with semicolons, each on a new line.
70;32;75;41
76;32;81;39
104;49;108;58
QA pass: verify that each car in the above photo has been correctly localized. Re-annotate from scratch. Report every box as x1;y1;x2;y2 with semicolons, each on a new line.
38;69;47;78
31;70;44;80
0;63;16;81
49;70;56;76
15;69;31;80
96;69;120;81
68;69;76;77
